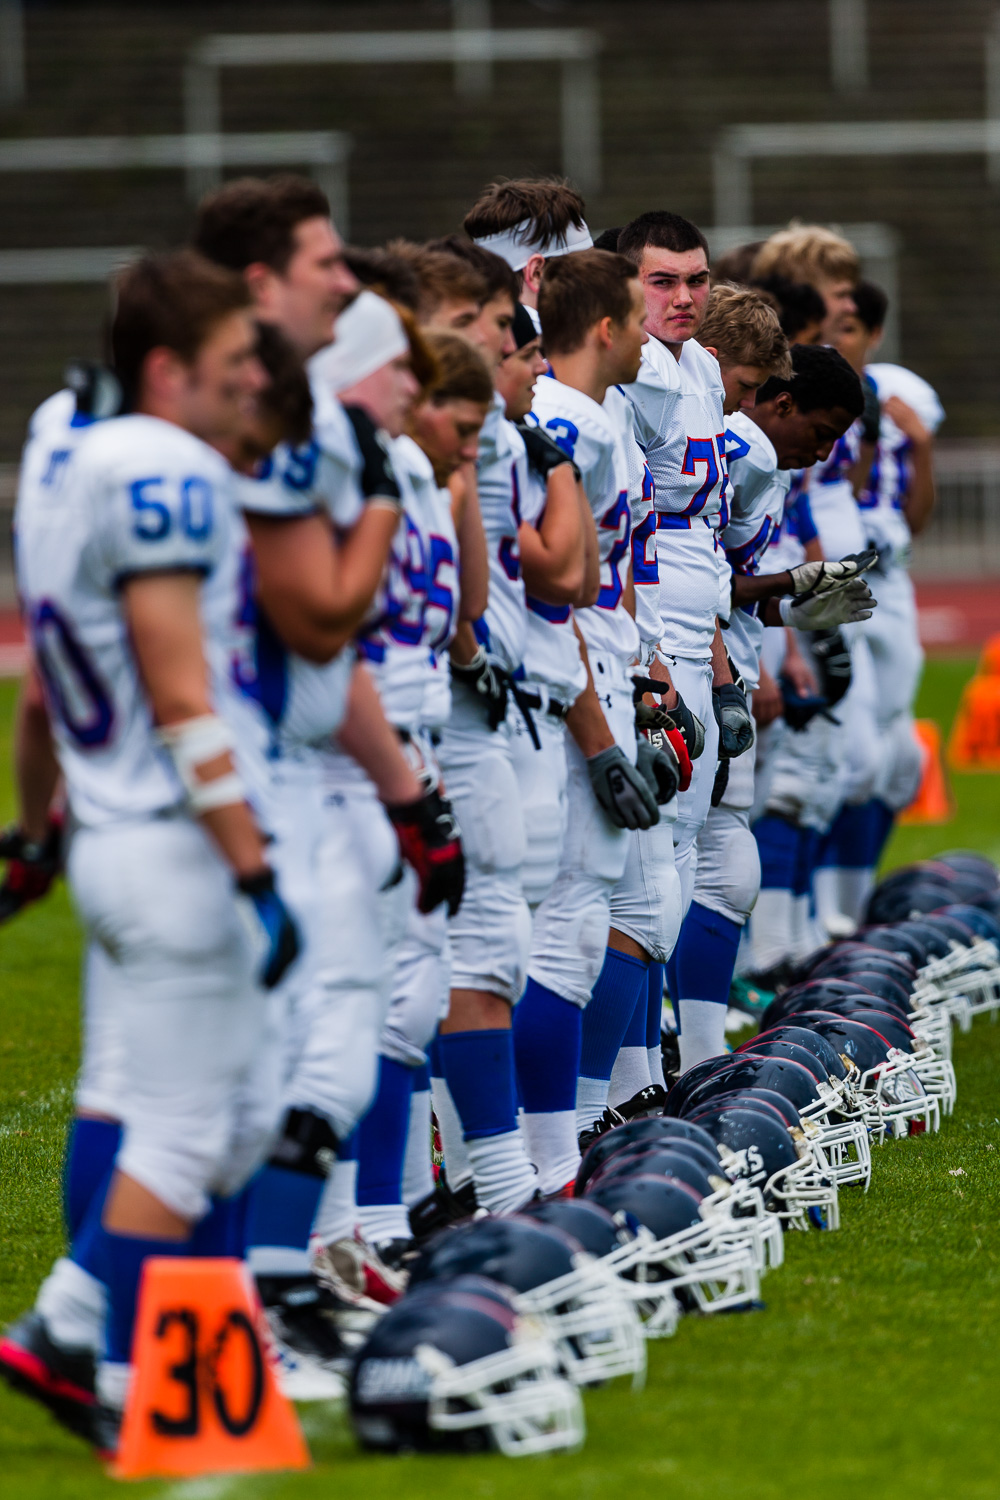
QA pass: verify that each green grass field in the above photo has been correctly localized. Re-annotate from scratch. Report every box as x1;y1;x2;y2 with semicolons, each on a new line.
1;658;998;1500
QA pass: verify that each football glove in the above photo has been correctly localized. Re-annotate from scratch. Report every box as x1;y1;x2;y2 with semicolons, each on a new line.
586;745;660;830
780;577;875;629
236;868;301;990
0;817;63;925
712;682;755;759
636;731;681;805
710;758;730;808
810;628;852;708
516;421;580;480
451;646;509;730
389;787;465;917
787;548;878;598
342;405;402;507
779;674;830;731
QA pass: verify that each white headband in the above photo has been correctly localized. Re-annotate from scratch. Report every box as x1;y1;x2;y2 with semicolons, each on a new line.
471;218;593;272
309;290;409;394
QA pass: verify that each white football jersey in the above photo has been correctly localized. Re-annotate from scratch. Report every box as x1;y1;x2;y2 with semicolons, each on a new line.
231;374;363;755
720;413;791;691
516;450;586;704
476;394;527;675
605;384;660;658
529;374;638;662
17;414;238;827
804;421;866;560
355;433;458;733
860;362;944;564
627;337;728;660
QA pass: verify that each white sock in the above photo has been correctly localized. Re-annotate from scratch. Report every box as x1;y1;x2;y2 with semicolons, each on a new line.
35;1258;106;1352
793;892;824;960
402;1086;434;1207
837;867;873;926
749;889;795;972
247;1244;312;1277
648;1045;666;1089
311;1157;359;1246
677;999;728;1074
430;1074;473;1191
356;1203;411;1246
609;1046;653;1109
575;1075;610;1133
519;1110;580;1196
465;1131;538;1214
97;1360;131;1413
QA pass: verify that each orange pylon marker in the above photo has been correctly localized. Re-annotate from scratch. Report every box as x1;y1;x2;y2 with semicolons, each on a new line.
947;673;1000;772
899;719;954;825
977;633;1000;677
111;1258;310;1480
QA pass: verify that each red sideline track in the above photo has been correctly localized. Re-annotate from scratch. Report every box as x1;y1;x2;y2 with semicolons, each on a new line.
0;580;996;677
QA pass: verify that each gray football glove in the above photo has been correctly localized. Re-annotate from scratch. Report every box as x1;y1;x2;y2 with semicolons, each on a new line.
788;548;878;598
712;682;755;759
587;746;660;830
780;577;875;629
636;732;681;805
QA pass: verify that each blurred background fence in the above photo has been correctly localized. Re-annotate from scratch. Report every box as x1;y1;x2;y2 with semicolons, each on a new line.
1;0;999;605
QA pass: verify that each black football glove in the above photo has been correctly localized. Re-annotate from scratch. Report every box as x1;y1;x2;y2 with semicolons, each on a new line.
0;817;63;925
811;628;852;708
587;746;660;830
636;733;681;806
516;422;581;481
389;787;465;917
451;646;509;730
779;675;830;732
342;405;402;506
236;868;301;989
712;682;755;759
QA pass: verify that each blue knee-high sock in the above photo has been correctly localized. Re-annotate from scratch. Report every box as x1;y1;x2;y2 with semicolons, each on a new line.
754;814;801;892
63;1117;122;1242
96;1225;192;1365
674;901;743;1006
436;1030;517;1138
512;979;582;1114
356;1055;415;1205
646;963;665;1049
579;948;649;1084
247;1165;324;1254
190;1186;252;1258
621;980;649;1050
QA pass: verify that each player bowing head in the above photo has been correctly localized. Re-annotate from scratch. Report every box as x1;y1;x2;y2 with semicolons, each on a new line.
313;289;432;440
193;173;358;359
464;176;592;308
751;342;864;471
617;211;711;355
409;332;494;481
697;283;792;414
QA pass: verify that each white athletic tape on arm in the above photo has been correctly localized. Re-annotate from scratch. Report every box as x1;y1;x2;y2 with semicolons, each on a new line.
156;714;246;814
471;219;593;271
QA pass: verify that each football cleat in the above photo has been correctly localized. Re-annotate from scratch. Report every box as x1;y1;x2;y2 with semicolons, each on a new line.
256;1273;352;1398
0;1310;118;1454
312;1231;408;1313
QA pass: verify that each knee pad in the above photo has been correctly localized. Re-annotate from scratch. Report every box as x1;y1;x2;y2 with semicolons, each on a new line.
449;870;531;1003
381;907;451;1067
694;812;761;926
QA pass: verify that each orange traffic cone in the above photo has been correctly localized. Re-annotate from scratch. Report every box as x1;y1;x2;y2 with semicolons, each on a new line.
111;1258;310;1480
900;719;954;825
977;633;1000;677
947;673;1000;772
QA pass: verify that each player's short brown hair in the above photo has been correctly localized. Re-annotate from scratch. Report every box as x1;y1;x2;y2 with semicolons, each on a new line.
751;225;859;289
425;234;519;306
386;240;489;323
463;176;587;248
254;321;313;447
711;241;762;287
422;331;494;407
193;174;331;274
537;249;638;357
698;284;792;378
111;249;251;407
617;211;709;268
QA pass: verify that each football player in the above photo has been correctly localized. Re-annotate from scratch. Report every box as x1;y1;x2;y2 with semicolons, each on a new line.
512;248;658;1193
463;176;593;318
2;251;297;1449
815;281;942;925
